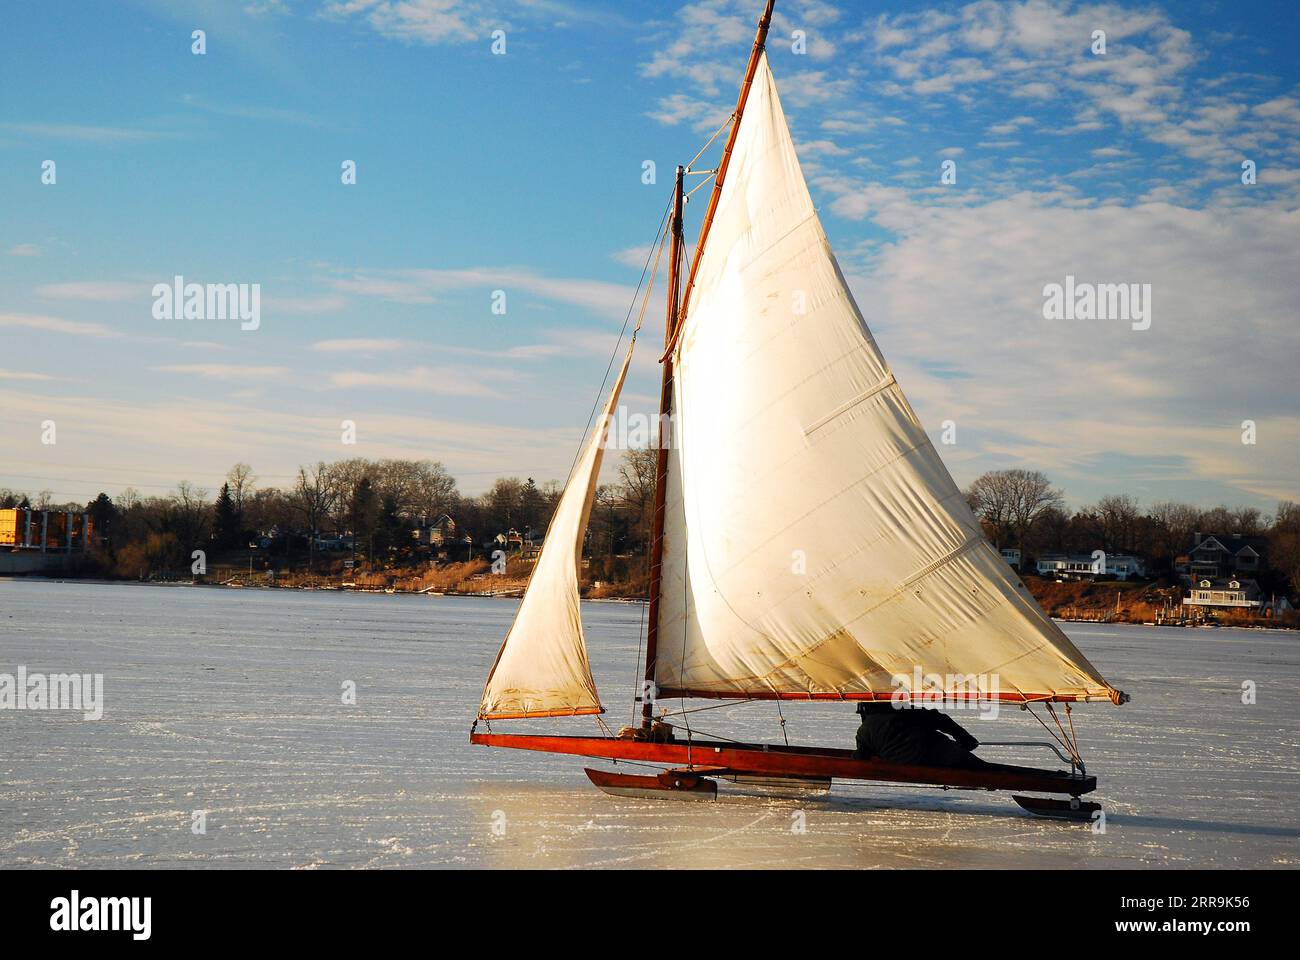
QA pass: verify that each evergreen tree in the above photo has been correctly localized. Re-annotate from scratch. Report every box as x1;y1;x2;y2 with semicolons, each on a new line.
349;478;380;561
520;477;542;538
373;493;405;562
214;483;239;550
86;492;118;551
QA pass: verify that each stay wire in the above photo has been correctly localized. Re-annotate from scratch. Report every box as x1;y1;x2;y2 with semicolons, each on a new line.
561;191;674;488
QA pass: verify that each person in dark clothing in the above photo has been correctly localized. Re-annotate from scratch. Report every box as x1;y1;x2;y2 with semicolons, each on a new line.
853;701;989;769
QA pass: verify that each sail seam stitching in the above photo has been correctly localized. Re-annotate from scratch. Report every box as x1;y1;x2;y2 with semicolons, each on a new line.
802;373;897;436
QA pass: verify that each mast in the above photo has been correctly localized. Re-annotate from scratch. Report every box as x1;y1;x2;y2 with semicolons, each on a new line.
661;0;775;362
642;0;775;729
642;163;684;729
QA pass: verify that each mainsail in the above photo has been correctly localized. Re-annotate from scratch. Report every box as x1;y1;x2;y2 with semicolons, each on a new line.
478;341;638;719
654;53;1120;704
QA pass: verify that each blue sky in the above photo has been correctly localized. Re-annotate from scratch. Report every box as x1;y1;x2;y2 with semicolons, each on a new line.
2;0;1298;510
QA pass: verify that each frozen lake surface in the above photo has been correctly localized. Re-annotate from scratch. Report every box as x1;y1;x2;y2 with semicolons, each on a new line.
2;578;1297;868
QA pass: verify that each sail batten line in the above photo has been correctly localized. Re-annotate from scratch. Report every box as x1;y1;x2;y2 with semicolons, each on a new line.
802;373;898;437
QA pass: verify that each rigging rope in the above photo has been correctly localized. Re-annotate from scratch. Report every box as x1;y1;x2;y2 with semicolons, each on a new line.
560;192;674;488
1045;702;1083;766
686;113;735;172
1022;702;1082;767
630;598;647;728
684;174;715;201
656;699;760;719
1064;702;1081;758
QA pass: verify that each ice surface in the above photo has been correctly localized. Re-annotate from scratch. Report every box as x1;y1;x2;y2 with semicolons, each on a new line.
1;579;1296;868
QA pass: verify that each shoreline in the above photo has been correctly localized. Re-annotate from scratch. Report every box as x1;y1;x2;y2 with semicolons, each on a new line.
3;573;1295;629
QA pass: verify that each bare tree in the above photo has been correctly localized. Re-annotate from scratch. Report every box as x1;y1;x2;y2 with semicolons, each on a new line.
1093;494;1141;553
593;484;621;560
328;458;373;530
482;477;525;535
1270;501;1300;597
169;481;211;561
372;459;423;515
967;469;1063;553
411;461;458;520
294;462;339;569
226;463;256;514
116;487;141;512
539;480;563;517
966;473;1014;548
618;447;658;558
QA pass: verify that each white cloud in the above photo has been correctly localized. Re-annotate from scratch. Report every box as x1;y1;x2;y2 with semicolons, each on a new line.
321;0;625;46
1;123;175;143
330;366;501;397
321;0;485;45
611;245;653;269
330;266;635;318
0;312;121;338
0;386;592;501
35;281;142;302
311;338;406;353
825;179;1300;505
796;139;850;158
646;93;731;131
155;364;290;381
864;0;1296;171
261;294;347;315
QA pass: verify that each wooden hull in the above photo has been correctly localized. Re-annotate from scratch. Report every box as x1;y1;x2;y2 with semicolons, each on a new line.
585;768;718;801
471;732;1096;797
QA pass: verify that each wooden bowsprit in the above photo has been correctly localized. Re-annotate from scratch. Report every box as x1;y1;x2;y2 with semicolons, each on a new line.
471;732;1097;806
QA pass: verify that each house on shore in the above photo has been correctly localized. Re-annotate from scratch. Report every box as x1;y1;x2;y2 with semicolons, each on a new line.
1175;532;1267;581
1181;576;1263;611
1035;552;1146;581
412;513;458;548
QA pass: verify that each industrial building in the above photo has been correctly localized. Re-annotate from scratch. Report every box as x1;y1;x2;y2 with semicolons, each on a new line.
0;508;93;573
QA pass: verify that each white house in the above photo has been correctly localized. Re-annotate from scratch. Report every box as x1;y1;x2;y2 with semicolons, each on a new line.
1182;577;1263;610
1036;552;1146;581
